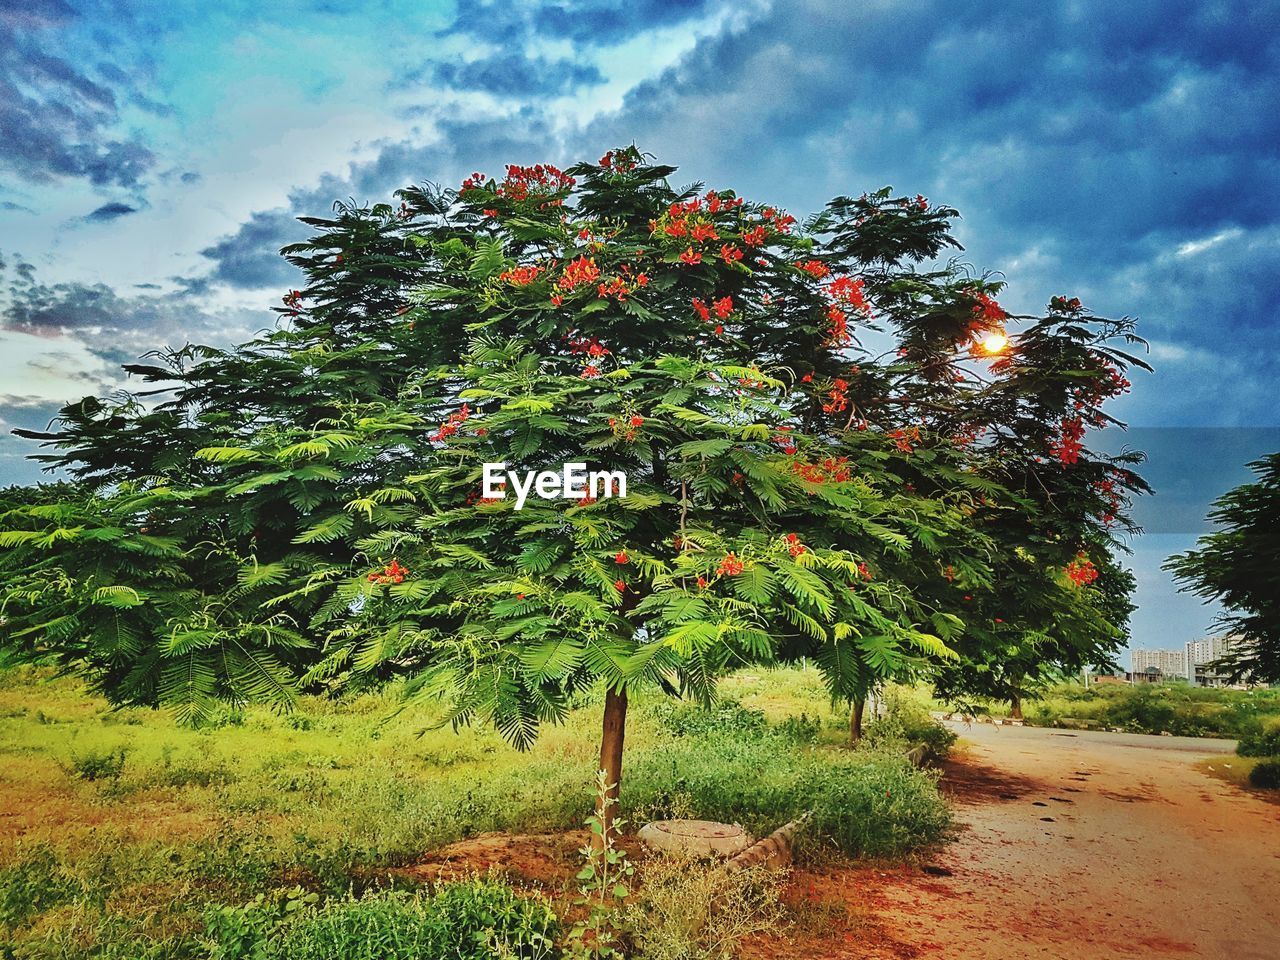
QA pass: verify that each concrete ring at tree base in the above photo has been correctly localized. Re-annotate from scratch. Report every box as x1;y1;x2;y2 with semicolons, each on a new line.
636;819;752;857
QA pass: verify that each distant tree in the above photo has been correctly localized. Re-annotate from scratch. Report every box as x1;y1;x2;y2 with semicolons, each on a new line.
1;147;1148;839
1166;454;1280;682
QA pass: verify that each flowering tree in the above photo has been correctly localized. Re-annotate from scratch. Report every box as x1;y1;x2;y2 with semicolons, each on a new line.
1;148;1147;836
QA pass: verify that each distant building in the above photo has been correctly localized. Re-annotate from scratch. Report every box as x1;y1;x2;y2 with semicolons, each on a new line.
1131;648;1187;677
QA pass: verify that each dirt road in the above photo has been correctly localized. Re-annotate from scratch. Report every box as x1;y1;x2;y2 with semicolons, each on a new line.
862;724;1280;959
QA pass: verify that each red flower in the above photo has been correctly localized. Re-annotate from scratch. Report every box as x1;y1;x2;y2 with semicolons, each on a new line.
717;553;745;576
741;225;767;246
679;246;703;265
550;293;563;307
691;297;711;322
800;373;813;383
697;576;708;589
690;222;718;243
720;243;743;265
615;550;629;565
614;579;627;592
713;296;733;319
798;259;830;278
558;255;601;290
629;415;645;427
713;324;724;335
499;264;543;287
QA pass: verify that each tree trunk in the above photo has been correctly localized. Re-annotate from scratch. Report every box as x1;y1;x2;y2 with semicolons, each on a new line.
593;686;628;850
1010;694;1023;721
849;697;866;745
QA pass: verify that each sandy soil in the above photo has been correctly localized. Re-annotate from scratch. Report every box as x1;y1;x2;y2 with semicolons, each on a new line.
853;724;1280;960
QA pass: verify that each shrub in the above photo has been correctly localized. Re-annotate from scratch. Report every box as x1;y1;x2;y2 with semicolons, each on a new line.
625;855;785;960
624;734;949;859
649;699;769;739
265;881;560;960
0;846;82;930
864;687;957;763
1237;716;1280;757
67;746;128;782
1248;759;1280;790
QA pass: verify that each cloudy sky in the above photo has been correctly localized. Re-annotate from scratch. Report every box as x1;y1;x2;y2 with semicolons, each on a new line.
2;0;1278;661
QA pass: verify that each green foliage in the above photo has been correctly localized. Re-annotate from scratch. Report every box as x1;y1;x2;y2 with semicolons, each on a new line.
625;734;949;859
1167;453;1280;683
1;149;1146;744
1236;716;1280;757
1247;759;1280;790
0;846;82;930
992;680;1280;738
67;746;128;782
645;698;768;739
566;772;635;959
864;685;957;762
253;881;559;960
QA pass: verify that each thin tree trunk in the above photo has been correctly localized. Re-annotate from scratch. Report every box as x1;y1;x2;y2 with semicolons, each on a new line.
849;697;866;745
1010;694;1023;721
593;686;628;850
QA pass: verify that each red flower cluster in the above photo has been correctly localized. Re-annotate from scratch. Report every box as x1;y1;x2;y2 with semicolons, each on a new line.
614;579;627;592
717;553;745;576
430;404;470;442
792;456;853;484
1050;295;1083;313
784;533;806;557
567;335;610;357
968;289;1007;324
368;559;408;585
888;426;921;454
720;243;743;265
679;247;702;265
282;289;303;316
826;305;850;346
614;550;629;565
498;163;575;202
599;148;639;172
1096;476;1122;525
772;425;797;455
499;265;543;286
608;414;645;441
741;225;767;246
1065;553;1099;586
857;561;872;580
558;255;601;290
1049;417;1085;465
713;296;733;319
460;171;487;192
798;259;830;279
761;207;796;232
823;378;850;414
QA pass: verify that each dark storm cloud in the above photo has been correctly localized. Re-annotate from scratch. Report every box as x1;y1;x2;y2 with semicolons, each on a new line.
437;0;717;46
84;201;138;222
0;0;158;188
1;257;264;360
578;0;1280;425
198;209;309;289
430;56;604;96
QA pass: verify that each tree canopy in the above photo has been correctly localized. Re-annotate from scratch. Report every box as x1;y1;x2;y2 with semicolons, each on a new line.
1166;454;1280;682
1;147;1148;813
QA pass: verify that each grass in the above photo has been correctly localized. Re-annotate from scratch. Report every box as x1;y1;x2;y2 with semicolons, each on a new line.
955;679;1280;739
0;664;951;959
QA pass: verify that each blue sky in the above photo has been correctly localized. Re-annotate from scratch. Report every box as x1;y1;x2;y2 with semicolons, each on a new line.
2;0;1278;662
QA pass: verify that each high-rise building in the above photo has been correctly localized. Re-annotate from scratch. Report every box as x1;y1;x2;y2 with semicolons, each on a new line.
1130;648;1187;677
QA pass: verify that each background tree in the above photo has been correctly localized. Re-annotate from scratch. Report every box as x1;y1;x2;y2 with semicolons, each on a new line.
1;148;1147;838
1166;454;1280;682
